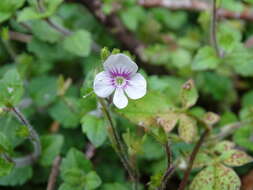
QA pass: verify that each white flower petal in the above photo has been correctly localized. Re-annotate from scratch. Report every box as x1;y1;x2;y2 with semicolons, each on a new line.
93;71;115;98
113;88;128;109
104;53;138;76
125;73;147;100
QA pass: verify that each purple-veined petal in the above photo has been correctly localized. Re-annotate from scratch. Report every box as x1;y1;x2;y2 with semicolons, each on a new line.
113;88;128;109
125;73;147;100
93;71;115;98
104;54;138;77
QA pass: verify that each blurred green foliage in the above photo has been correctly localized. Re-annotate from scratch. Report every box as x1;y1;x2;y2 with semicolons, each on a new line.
0;0;253;190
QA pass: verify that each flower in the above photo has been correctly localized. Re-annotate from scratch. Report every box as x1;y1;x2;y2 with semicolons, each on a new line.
93;53;147;109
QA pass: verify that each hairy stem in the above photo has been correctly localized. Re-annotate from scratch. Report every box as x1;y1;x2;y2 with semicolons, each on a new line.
158;142;174;190
99;98;138;189
177;128;210;190
11;107;41;167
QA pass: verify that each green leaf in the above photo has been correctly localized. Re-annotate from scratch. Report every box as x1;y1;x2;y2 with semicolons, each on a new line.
0;166;32;186
203;112;220;125
28;76;57;107
117;91;174;129
120;6;145;31
196;72;236;102
192;46;220;71
180;79;198;109
62;168;85;186
224;44;253;76
63;30;92;57
0;12;12;23
171;48;191;68
0;0;25;12
190;165;241;190
214;141;235;153
0;132;12;153
156;112;179;133
60;148;92;174
233;124;253;151
0;69;24;106
84;171;102;190
81;114;107;147
178;114;197;143
30;20;62;43
59;183;82;190
192;152;213;169
40;134;64;166
0;0;25;22
218;24;241;53
221;149;253;167
17;7;44;22
44;0;63;15
0;157;13;177
49;98;80;128
101;183;128;190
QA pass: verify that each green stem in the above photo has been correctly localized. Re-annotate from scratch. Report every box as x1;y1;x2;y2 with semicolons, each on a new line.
158;141;173;190
99;98;138;189
11;107;41;167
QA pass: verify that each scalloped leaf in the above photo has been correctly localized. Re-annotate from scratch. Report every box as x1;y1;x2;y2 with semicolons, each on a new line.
156;112;179;133
178;114;197;143
117;91;174;129
214;141;235;153
222;149;253;167
190;165;241;190
192;152;213;169
180;79;198;109
203;112;220;125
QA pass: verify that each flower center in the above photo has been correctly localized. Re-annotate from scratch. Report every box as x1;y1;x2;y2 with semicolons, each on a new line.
115;76;126;87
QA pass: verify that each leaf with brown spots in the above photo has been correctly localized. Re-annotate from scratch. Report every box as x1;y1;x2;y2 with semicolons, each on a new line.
222;150;253;167
189;164;241;190
214;141;235;153
178;114;197;143
156;112;179;133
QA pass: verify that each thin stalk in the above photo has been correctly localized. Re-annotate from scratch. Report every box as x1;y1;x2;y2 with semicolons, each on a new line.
47;156;62;190
37;0;72;36
11;107;41;167
158;142;173;190
177;128;210;190
210;0;220;57
99;98;138;189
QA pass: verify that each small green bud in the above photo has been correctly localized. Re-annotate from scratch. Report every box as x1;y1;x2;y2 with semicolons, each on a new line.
100;47;110;62
111;48;120;55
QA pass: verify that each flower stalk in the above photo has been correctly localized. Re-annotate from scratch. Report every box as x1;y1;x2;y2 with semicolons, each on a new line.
99;98;139;189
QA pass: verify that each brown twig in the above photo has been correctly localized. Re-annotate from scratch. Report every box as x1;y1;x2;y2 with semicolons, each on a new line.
47;156;62;190
139;0;253;22
177;128;210;190
210;0;220;57
9;31;32;43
